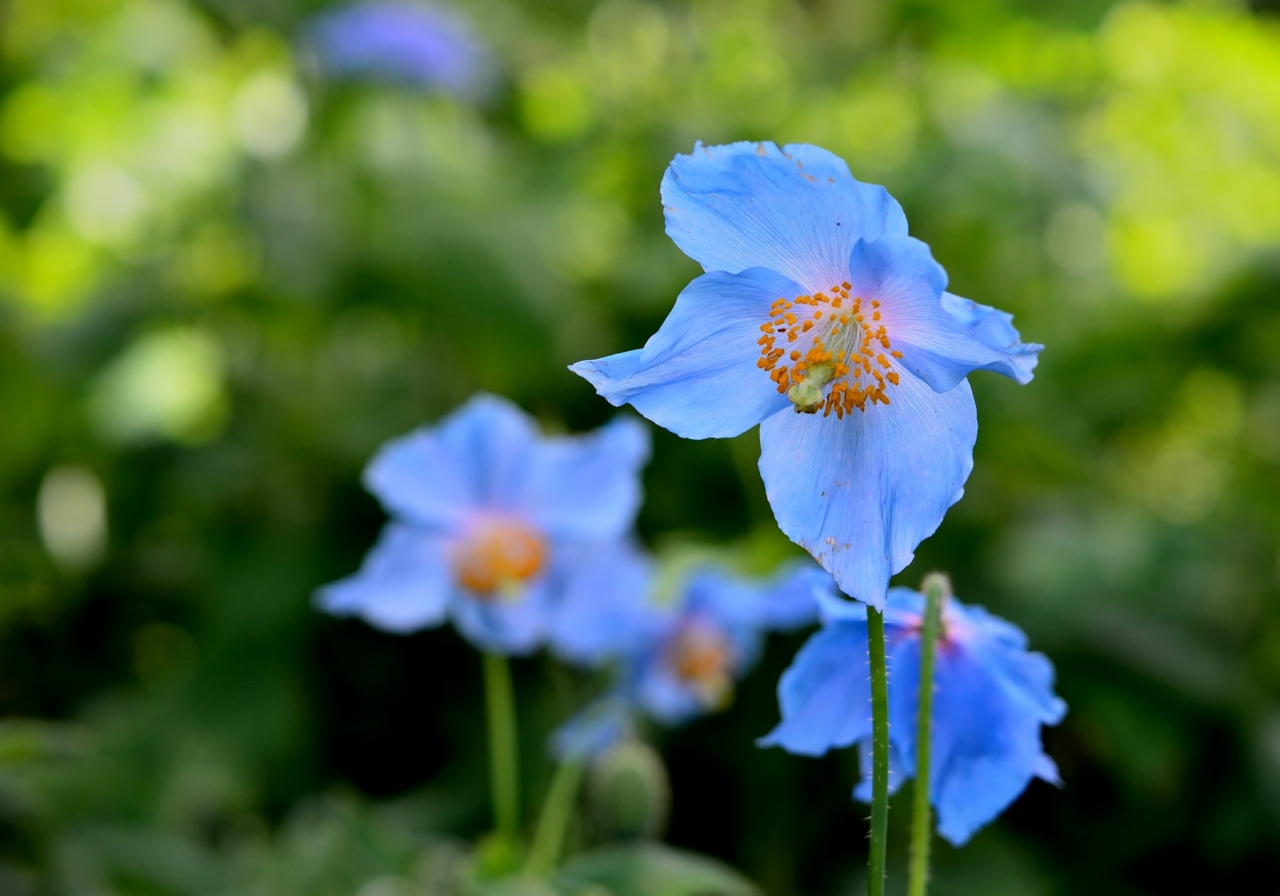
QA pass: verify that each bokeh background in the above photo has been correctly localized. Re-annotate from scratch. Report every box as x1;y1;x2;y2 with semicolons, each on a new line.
3;0;1280;892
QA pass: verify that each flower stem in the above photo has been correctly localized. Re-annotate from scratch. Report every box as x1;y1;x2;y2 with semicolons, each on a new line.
867;606;890;896
525;759;586;878
908;573;949;896
483;652;520;846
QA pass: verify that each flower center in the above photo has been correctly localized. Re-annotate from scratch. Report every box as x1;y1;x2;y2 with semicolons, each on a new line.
452;518;547;597
757;281;903;417
667;619;734;704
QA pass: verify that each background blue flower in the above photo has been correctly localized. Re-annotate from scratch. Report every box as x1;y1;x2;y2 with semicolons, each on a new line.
307;1;493;97
760;585;1066;845
573;142;1041;610
316;394;649;655
552;561;825;762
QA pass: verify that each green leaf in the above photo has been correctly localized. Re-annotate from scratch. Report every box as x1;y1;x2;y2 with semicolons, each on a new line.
552;843;760;896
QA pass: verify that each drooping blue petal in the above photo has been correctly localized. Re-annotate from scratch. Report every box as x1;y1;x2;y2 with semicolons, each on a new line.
757;621;872;756
450;574;555;656
518;416;650;542
364;394;538;528
757;376;977;609
550;696;635;762
570;268;800;439
940;292;1042;385
661;142;908;293
877;593;1066;846
307;1;493;98
926;642;1059;846
546;541;663;667
314;523;453;634
767;589;1065;842
844;236;1032;394
947;601;1066;727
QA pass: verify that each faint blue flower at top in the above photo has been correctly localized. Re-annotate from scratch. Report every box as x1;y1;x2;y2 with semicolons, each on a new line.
759;585;1066;846
307;1;492;97
316;394;650;656
552;561;824;762
571;142;1041;609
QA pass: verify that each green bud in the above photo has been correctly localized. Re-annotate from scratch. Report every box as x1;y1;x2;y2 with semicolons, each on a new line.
587;741;670;840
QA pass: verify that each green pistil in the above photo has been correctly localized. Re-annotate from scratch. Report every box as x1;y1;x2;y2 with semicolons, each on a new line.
787;361;836;413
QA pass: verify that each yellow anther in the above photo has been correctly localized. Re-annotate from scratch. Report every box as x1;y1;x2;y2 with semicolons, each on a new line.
761;290;901;416
454;520;546;596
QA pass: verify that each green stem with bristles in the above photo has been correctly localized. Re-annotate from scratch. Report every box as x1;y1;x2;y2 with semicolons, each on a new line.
867;606;890;896
908;573;949;896
482;652;520;847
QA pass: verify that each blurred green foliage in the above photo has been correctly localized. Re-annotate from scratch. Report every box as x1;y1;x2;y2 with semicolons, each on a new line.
3;0;1280;892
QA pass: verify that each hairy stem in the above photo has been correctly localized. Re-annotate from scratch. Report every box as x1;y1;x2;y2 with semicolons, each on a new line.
867;606;890;896
908;573;949;896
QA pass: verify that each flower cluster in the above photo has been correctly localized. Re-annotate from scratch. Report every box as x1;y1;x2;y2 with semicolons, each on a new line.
319;140;1064;885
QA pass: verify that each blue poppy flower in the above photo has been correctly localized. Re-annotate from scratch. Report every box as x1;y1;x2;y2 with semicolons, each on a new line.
571;142;1041;609
759;586;1066;846
307;1;492;97
552;561;824;761
316;394;650;656
624;562;823;725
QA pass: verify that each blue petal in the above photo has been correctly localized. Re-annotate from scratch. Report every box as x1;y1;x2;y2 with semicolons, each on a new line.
314;523;452;634
546;541;663;667
685;562;823;633
661;142;908;293
758;376;977;609
364;394;538;529
958;604;1067;727
518;416;650;541
845;236;1032;394
941;292;1042;385
570;268;800;439
550;696;635;762
813;581;868;624
928;646;1053;845
757;621;872;757
450;574;555;655
884;586;927;622
887;597;1066;846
